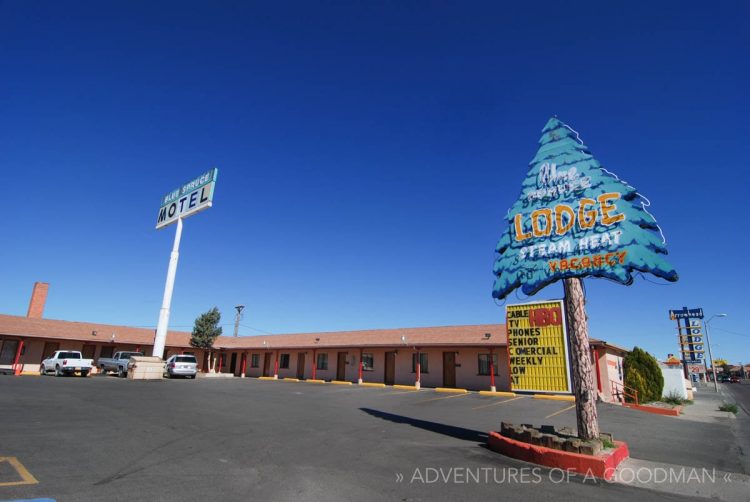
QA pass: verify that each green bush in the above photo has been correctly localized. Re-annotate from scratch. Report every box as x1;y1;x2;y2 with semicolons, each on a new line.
624;366;647;403
662;391;691;406
623;347;664;403
719;402;738;414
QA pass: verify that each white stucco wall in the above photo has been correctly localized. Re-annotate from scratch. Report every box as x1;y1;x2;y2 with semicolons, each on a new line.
660;364;688;399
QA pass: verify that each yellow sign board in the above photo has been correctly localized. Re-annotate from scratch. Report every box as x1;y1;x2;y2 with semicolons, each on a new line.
506;300;571;394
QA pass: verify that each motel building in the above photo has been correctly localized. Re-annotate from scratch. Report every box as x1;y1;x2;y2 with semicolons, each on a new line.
0;283;627;400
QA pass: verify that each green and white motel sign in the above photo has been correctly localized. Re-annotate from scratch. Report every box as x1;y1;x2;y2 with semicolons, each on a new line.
156;168;218;229
152;168;219;359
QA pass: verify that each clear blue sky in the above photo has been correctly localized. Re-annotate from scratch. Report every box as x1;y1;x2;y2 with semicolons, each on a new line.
1;1;748;364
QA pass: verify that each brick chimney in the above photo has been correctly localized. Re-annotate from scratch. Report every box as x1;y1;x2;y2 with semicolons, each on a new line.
27;282;49;318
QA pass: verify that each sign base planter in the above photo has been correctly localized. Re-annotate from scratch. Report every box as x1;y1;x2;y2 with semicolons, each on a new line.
487;424;629;480
127;356;165;380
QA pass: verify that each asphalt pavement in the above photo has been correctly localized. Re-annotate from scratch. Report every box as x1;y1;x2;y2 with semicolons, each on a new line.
723;381;750;417
0;375;744;502
722;381;750;476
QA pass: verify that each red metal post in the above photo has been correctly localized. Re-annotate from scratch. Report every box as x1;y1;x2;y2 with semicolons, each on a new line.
218;352;223;373
240;353;247;376
12;340;24;376
274;350;279;378
489;347;496;391
312;349;317;380
593;348;602;393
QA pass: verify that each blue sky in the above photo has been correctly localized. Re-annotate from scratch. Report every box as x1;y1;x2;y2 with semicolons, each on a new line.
1;1;748;364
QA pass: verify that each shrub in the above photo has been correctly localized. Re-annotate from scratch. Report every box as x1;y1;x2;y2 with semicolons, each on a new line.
624;366;646;403
662;391;691;406
719;403;738;414
623;347;664;403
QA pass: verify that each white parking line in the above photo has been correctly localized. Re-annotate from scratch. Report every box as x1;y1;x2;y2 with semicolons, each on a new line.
471;396;525;410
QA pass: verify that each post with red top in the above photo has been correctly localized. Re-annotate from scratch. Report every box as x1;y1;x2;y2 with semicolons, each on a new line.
357;349;362;383
415;348;421;390
217;351;223;373
273;350;279;379
489;346;496;392
12;340;24;376
312;349;317;380
593;348;602;393
240;352;247;378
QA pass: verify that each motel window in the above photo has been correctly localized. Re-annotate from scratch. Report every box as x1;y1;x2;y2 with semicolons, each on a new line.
317;353;328;370
99;346;114;359
41;342;59;361
82;344;96;360
0;340;19;365
279;354;290;369
251;354;259;368
478;354;499;376
361;353;374;371
411;353;429;373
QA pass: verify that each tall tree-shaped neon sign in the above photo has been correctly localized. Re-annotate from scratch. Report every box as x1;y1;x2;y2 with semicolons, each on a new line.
493;117;678;300
492;117;678;440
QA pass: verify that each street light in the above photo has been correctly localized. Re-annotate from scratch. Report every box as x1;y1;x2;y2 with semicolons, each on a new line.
705;313;727;392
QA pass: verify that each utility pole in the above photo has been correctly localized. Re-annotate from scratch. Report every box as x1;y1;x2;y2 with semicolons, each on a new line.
704;313;727;392
233;305;245;337
563;277;599;441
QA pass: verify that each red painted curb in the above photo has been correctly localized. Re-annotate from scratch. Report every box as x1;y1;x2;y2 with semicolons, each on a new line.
622;403;682;416
487;432;629;480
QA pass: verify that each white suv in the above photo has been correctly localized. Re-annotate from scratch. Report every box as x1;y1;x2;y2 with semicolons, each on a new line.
164;354;198;379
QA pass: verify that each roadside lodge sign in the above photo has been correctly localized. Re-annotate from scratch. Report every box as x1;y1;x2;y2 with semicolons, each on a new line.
506;300;571;393
156;168;218;229
670;307;705;365
492;118;678;300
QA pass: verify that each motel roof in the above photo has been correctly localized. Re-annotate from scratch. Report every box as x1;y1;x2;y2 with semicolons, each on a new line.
217;324;507;349
0;314;507;349
0;314;626;353
0;314;193;347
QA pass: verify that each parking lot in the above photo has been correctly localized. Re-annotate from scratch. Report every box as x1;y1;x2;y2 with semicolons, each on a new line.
0;376;742;501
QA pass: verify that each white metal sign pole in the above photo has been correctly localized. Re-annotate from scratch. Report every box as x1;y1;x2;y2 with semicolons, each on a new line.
152;217;184;359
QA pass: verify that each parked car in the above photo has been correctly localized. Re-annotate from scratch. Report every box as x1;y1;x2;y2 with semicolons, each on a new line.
729;376;740;383
40;350;93;377
164;354;198;379
97;351;144;377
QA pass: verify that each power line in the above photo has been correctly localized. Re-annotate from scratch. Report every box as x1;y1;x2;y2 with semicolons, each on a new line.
239;323;275;336
713;327;750;339
128;322;274;338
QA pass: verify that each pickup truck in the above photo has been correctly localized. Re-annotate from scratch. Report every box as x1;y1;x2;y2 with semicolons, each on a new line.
97;351;144;377
41;350;93;377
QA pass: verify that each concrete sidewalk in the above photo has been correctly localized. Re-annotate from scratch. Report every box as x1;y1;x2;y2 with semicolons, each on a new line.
612;388;749;501
614;458;750;501
677;387;736;423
